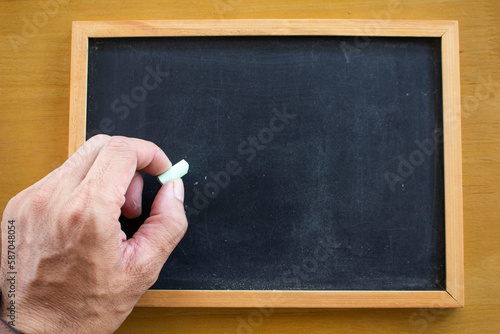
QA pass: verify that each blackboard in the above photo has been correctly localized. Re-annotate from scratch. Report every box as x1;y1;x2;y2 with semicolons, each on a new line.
86;35;445;291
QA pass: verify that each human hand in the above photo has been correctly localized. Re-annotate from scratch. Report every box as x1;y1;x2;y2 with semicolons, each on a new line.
0;135;188;333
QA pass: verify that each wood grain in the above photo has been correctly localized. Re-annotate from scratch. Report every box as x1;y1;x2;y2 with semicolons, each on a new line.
68;22;89;157
137;290;460;308
1;0;498;333
441;21;465;307
72;19;455;37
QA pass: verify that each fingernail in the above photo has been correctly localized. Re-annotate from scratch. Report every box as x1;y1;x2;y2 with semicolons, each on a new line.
172;180;184;203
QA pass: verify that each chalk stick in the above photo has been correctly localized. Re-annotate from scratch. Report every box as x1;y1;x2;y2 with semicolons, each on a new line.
157;159;189;185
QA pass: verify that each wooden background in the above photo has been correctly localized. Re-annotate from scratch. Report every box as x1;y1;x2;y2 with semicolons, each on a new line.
0;0;498;333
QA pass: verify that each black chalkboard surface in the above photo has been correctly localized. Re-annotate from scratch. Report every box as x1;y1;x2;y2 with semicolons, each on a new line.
86;36;445;291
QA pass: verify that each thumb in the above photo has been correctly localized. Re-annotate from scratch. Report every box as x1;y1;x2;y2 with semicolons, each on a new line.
125;179;188;279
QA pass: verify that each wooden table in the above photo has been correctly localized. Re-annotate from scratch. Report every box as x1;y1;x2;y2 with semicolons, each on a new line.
1;0;498;333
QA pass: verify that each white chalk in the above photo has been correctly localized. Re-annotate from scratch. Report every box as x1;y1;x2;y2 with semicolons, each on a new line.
157;159;189;185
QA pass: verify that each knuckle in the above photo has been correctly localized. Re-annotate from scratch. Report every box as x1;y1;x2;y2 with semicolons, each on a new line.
4;180;55;229
101;136;136;161
105;136;132;150
30;188;52;214
62;153;82;171
88;133;111;145
65;145;88;167
64;134;111;170
62;192;90;226
5;187;31;211
174;214;189;236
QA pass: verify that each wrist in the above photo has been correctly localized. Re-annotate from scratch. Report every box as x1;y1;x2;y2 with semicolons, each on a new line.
0;291;19;334
0;293;56;334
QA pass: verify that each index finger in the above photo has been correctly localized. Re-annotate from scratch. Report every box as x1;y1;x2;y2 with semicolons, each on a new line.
80;136;171;209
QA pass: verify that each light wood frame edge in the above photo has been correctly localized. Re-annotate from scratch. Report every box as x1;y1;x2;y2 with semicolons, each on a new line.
68;22;89;156
441;21;464;307
68;19;463;308
137;290;459;308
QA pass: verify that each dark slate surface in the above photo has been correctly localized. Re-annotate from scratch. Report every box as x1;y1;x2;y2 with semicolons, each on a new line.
87;36;445;290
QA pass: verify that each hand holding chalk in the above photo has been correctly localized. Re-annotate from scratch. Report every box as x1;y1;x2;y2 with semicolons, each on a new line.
157;159;189;184
0;135;188;333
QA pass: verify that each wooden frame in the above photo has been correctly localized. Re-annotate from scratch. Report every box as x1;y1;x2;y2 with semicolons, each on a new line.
69;19;463;308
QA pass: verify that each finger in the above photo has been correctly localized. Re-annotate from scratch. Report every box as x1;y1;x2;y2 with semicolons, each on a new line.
126;179;187;275
15;135;112;202
61;134;112;183
121;171;143;219
81;136;171;210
